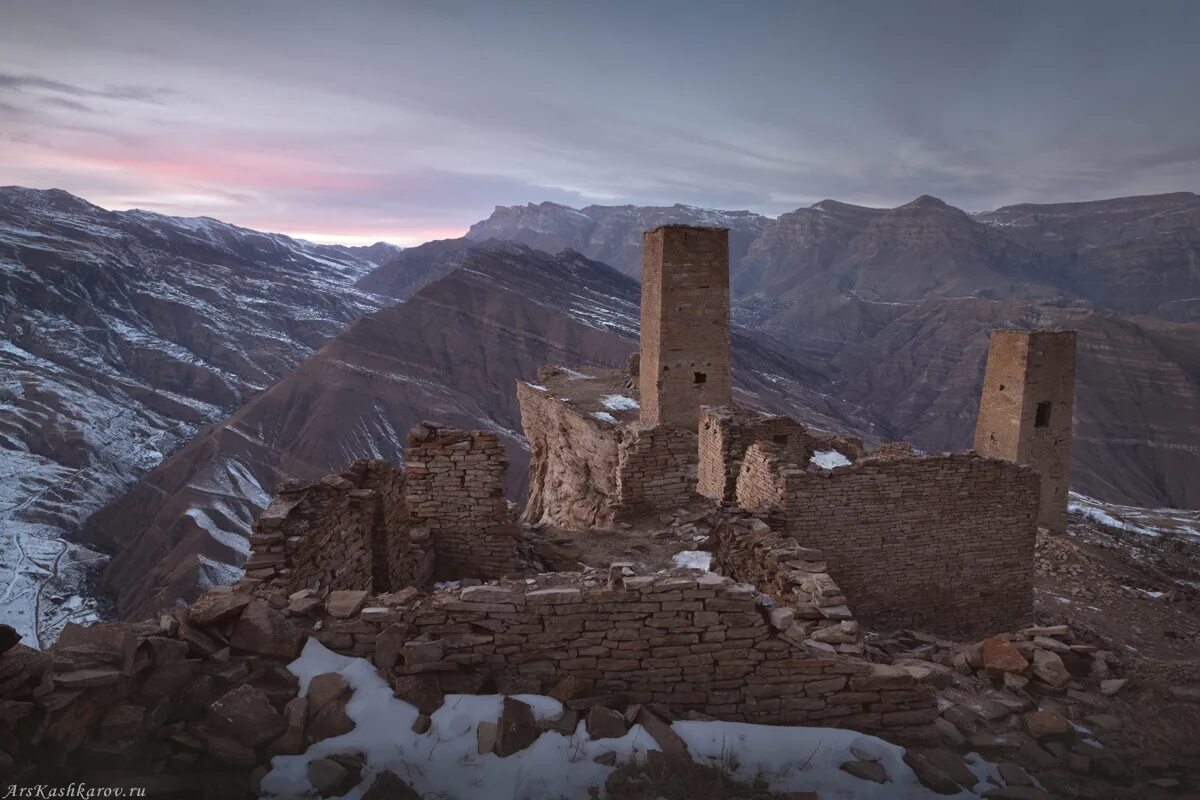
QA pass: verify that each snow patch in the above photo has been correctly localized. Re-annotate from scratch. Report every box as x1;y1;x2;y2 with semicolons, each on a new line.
265;640;981;800
811;449;852;469
599;394;639;411
590;411;618;424
672;550;712;571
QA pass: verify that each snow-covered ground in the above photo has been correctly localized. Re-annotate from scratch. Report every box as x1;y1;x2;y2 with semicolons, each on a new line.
1068;491;1200;539
264;640;1004;800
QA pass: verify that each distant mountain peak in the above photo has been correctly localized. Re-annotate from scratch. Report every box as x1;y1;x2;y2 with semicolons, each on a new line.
900;194;951;210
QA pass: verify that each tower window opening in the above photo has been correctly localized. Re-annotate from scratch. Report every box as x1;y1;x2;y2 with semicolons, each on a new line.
693;372;707;384
1035;401;1052;428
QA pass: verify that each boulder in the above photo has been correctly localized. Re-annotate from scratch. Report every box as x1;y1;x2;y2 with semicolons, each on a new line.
495;697;538;756
361;771;420;800
327;590;369;619
268;697;308;755
934;717;969;752
981;638;1030;673
635;707;687;755
549;674;583;703
99;704;145;742
229;601;303;659
188;592;251;627
0;624;19;657
373;624;410;673
1023;709;1074;741
54;622;138;673
411;714;431;734
902;750;963;794
908;748;977;789
308;698;355;743
307;757;353;797
1099;678;1127;696
204;732;257;766
393;674;444;715
1030;650;1070;688
477;721;498;754
586;706;627;740
208;684;288;747
308;672;353;712
850;663;913;691
840;759;888;783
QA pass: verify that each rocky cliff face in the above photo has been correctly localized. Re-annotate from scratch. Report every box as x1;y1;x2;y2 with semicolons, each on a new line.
977;192;1200;317
0;187;398;644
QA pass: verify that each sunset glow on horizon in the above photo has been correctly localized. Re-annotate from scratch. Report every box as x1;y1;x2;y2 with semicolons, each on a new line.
3;0;1198;247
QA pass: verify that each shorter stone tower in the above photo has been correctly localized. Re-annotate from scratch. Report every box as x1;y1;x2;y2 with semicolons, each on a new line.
973;329;1077;533
639;225;732;427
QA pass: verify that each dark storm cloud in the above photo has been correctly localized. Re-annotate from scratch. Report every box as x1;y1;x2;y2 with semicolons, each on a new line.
0;0;1197;242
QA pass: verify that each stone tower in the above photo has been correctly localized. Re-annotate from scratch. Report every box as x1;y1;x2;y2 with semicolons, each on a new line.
973;329;1077;533
639;225;732;427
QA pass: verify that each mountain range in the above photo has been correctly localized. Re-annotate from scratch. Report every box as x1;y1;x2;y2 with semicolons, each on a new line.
1;186;1198;640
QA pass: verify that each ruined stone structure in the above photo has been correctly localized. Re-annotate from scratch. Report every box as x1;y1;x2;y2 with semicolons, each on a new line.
243;423;529;597
733;444;1039;636
517;225;1056;638
403;423;527;579
639;225;731;427
697;406;862;503
517;371;701;529
974;329;1077;534
245;459;427;595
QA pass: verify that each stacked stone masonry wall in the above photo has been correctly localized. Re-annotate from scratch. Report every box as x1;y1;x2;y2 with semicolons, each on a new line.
303;573;936;737
700;406;865;503
244;460;434;596
711;517;865;656
615;422;699;518
734;442;792;520
973;330;1076;533
404;422;528;580
639;226;733;427
736;449;1039;637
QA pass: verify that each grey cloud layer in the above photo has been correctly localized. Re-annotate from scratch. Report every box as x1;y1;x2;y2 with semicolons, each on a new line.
0;0;1197;240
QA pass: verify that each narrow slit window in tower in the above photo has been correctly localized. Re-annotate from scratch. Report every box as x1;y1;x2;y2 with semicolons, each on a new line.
1035;401;1052;428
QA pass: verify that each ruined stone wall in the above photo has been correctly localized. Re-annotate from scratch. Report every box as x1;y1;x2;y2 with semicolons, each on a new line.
517;381;621;529
245;460;434;596
859;441;917;463
404;422;528;580
614;422;699;518
734;442;792;522
302;573;936;738
974;329;1077;533
639;226;732;428
736;452;1039;637
698;407;817;502
711;516;864;656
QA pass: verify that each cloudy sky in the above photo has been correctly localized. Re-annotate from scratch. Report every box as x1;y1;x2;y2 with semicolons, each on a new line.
2;1;1197;245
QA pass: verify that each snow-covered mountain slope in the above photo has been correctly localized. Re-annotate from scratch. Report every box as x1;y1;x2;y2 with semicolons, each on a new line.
0;187;398;645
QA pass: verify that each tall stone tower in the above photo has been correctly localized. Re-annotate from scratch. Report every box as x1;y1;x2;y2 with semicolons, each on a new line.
973;329;1077;533
639;225;732;428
